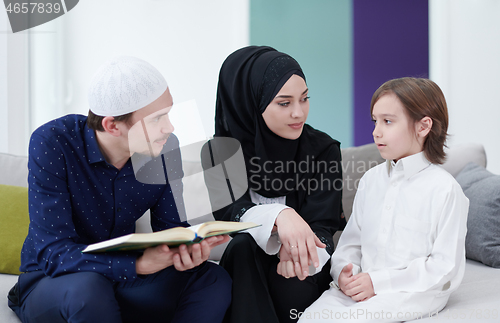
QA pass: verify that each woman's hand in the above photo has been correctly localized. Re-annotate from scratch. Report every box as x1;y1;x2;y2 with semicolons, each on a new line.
275;208;325;280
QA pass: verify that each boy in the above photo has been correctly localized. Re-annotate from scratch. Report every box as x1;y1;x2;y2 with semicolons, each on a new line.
299;78;469;322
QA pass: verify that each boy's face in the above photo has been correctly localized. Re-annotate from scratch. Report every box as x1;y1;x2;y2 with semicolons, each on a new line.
371;93;423;162
126;88;175;157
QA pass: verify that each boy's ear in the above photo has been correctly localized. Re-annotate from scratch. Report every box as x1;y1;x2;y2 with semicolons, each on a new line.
417;116;433;138
101;116;122;137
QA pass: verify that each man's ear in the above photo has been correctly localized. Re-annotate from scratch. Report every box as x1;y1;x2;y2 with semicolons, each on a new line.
417;116;433;138
101;116;122;137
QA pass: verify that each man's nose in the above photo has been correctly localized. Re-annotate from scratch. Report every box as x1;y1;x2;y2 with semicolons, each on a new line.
162;117;174;134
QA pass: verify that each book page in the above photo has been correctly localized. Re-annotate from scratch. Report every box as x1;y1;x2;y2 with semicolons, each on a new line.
83;227;196;253
196;221;259;238
82;221;260;253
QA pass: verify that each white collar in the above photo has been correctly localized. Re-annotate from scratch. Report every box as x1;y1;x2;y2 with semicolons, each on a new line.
386;152;432;180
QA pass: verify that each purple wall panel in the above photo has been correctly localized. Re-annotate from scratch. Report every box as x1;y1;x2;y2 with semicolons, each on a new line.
353;0;429;146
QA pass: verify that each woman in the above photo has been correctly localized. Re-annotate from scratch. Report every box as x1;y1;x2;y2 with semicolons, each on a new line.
212;46;345;323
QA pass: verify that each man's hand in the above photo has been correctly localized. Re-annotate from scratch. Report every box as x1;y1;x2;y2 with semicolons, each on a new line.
136;235;229;275
338;263;375;302
275;208;325;279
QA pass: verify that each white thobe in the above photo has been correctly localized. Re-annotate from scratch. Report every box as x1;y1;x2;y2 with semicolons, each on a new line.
299;152;469;322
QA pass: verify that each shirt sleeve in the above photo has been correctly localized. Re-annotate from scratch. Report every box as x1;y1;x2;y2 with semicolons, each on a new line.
26;133;137;282
240;204;289;254
311;247;330;276
330;175;365;285
368;183;469;295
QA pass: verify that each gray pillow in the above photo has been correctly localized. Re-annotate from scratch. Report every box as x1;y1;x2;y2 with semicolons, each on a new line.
455;162;500;268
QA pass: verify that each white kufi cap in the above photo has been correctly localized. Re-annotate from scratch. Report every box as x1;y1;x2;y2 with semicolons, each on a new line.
88;56;168;116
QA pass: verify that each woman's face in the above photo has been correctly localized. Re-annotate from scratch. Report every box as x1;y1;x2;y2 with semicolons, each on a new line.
262;74;309;140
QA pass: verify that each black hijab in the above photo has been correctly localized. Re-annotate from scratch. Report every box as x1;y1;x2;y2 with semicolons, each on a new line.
215;46;337;198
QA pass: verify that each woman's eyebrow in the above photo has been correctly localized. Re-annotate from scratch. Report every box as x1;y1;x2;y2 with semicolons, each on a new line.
274;88;309;99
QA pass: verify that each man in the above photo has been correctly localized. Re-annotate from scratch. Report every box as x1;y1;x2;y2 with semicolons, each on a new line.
8;56;231;323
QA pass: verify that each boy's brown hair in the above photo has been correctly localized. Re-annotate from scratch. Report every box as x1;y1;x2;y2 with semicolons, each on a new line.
370;77;449;164
87;110;134;132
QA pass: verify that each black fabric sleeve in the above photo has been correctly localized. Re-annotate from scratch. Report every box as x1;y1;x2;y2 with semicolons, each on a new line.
211;191;255;222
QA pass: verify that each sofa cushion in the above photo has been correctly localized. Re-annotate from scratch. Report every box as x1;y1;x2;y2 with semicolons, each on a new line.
441;143;487;177
455;163;500;268
340;143;385;220
0;184;29;275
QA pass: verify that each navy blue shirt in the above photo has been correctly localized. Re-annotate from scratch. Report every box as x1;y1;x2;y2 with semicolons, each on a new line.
20;114;186;282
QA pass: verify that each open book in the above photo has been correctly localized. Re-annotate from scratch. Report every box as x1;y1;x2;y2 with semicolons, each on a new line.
82;221;259;253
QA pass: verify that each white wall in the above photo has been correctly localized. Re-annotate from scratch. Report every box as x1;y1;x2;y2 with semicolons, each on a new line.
0;9;8;154
3;0;249;156
0;8;30;157
59;0;249;139
29;18;66;135
430;0;500;174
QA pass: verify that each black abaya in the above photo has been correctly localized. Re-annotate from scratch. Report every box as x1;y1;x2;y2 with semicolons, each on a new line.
211;46;346;323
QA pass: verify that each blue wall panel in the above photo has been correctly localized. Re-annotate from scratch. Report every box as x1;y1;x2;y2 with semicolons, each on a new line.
250;0;353;147
353;0;429;146
250;0;429;148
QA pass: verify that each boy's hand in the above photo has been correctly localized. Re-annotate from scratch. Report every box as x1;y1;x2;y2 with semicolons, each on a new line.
343;272;375;302
338;263;355;292
338;264;375;302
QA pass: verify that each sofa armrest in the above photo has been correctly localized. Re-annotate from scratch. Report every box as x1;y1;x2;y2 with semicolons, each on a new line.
0;153;28;187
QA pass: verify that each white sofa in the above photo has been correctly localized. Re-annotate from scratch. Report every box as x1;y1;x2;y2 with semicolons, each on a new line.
1;143;499;322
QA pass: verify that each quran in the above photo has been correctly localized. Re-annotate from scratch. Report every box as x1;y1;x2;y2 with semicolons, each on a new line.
83;221;259;253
